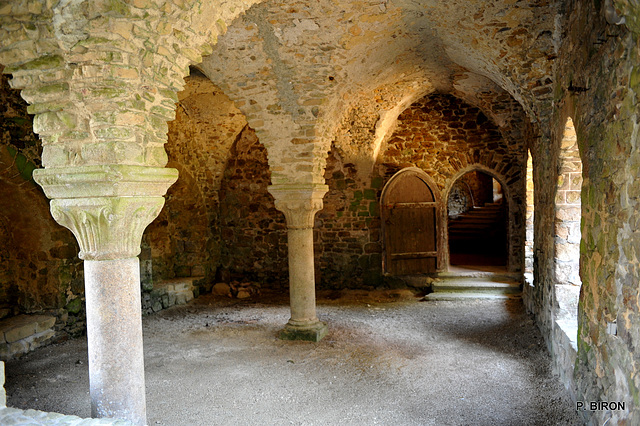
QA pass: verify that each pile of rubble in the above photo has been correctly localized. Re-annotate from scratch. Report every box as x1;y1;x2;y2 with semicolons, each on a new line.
212;281;261;299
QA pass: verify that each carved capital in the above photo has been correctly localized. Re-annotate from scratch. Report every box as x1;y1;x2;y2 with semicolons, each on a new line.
268;184;329;229
51;197;166;261
33;165;178;260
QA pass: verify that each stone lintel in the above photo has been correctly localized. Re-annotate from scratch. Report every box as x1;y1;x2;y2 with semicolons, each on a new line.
33;165;179;199
267;184;328;229
279;320;328;342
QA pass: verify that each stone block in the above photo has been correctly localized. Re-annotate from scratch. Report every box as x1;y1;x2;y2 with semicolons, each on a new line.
279;321;328;342
8;340;29;357
171;281;191;292
236;290;251;299
0;344;8;361
150;288;167;299
30;329;55;348
168;293;177;307
2;315;36;343
175;292;187;304
212;282;231;296
35;316;56;333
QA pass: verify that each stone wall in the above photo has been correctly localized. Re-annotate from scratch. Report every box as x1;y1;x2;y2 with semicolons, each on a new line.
218;127;289;287
528;0;640;423
316;151;382;288
448;171;496;217
144;72;247;285
448;180;473;217
376;93;526;271
0;71;85;340
208;93;526;288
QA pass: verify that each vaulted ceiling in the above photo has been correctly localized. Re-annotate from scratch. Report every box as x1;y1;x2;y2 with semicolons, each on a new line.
198;0;561;166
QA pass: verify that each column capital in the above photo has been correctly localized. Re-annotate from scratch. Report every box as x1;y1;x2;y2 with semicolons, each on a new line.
33;165;178;261
50;196;165;261
267;184;328;229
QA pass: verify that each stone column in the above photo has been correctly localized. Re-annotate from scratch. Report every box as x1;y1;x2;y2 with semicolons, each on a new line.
268;184;328;342
34;165;178;425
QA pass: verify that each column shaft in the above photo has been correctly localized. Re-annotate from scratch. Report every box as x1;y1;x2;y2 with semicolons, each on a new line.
85;258;146;425
287;227;318;324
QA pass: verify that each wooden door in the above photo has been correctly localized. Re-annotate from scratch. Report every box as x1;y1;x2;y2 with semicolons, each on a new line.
383;173;438;275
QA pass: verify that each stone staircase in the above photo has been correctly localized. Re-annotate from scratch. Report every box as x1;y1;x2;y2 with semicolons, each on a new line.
448;202;505;243
423;271;522;300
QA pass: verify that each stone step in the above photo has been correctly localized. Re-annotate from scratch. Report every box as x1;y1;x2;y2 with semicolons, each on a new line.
449;223;496;230
424;292;521;301
423;272;522;301
434;270;522;281
452;214;499;221
431;279;521;294
464;207;503;214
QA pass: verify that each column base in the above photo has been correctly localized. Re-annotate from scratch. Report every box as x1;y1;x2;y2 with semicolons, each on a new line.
279;320;328;342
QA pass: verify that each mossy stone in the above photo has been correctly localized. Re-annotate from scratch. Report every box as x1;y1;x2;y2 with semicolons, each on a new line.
364;188;376;200
65;298;83;315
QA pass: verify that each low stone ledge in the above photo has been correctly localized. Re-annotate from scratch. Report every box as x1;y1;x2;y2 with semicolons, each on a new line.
552;318;578;401
0;315;57;361
141;276;203;315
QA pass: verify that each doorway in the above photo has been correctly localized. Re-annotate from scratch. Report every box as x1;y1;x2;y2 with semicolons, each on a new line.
447;170;507;267
382;168;441;275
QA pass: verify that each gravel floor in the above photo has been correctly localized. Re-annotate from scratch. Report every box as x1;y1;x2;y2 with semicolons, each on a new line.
5;290;584;426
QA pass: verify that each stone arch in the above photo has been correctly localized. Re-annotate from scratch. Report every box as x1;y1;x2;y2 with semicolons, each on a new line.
142;71;250;284
217;125;289;286
381;167;445;275
444;164;515;271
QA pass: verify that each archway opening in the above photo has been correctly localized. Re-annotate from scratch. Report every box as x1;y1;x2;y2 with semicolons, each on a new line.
447;170;507;267
553;117;582;342
525;150;534;279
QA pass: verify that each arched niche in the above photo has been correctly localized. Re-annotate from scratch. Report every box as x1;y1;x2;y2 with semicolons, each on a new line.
381;168;444;275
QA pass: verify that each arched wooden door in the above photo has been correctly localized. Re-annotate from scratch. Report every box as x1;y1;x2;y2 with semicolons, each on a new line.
382;169;439;275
